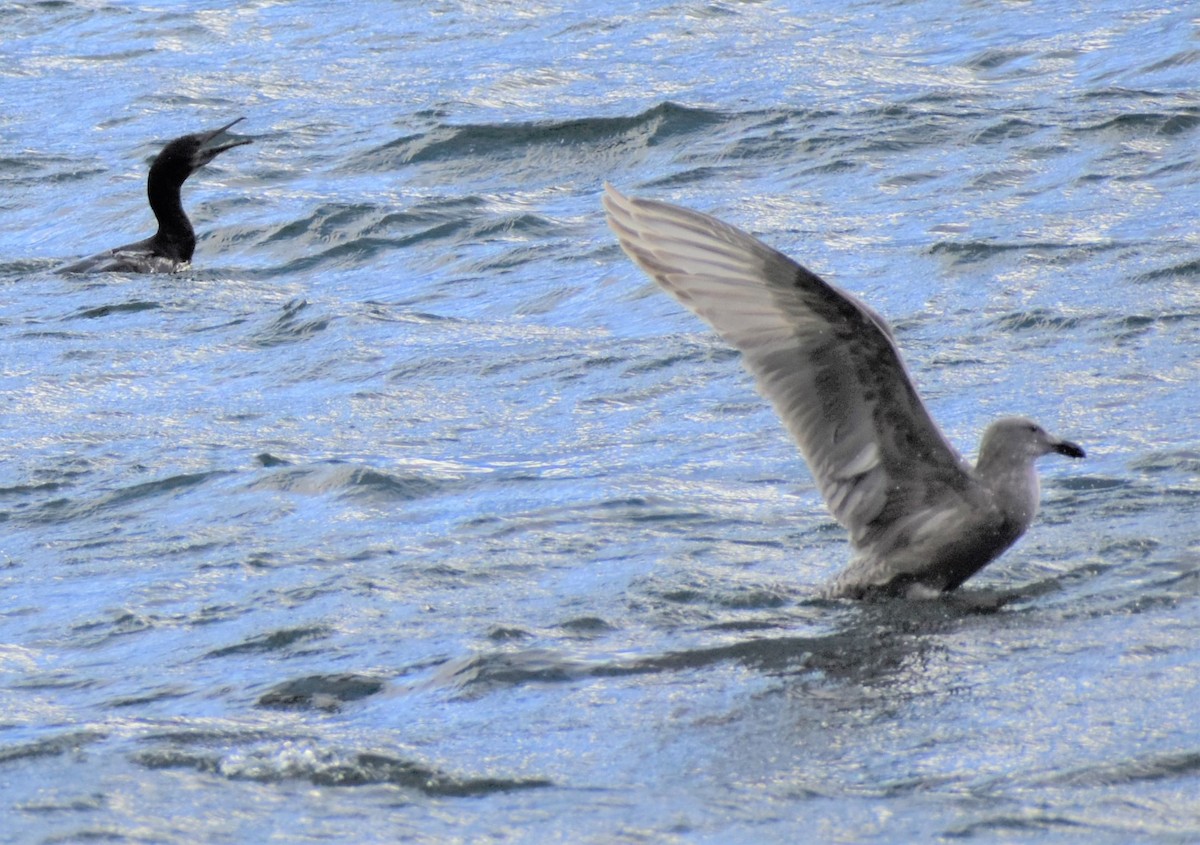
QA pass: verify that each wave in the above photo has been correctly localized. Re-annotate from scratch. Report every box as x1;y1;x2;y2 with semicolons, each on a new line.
1129;449;1200;475
135;740;550;796
256;672;385;711
245;298;330;347
928;238;1122;269
205;625;333;659
66;299;160;320
1075;110;1200;137
0;729;107;765
1037;748;1200;789
22;470;223;526
1134;257;1200;283
985;307;1088;334
428;599;996;700
343;101;728;174
251;195;564;274
248;460;452;503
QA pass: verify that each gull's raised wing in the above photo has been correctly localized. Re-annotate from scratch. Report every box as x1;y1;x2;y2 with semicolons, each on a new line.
603;184;972;550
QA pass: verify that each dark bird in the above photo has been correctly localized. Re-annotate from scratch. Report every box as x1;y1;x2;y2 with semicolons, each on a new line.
58;118;251;274
603;184;1085;599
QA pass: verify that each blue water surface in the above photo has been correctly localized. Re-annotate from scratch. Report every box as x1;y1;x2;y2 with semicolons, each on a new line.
1;1;1199;842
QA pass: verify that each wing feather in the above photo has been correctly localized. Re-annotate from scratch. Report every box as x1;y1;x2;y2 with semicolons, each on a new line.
603;184;972;549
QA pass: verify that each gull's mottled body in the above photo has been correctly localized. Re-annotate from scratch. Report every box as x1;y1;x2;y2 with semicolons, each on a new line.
603;184;1084;599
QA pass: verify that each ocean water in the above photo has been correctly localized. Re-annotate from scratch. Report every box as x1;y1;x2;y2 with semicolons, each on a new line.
2;1;1199;842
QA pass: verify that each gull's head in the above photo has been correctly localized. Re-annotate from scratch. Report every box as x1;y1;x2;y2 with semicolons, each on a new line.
979;416;1086;467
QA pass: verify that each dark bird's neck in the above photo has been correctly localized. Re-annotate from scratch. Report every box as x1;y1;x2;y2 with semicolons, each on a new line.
146;168;196;263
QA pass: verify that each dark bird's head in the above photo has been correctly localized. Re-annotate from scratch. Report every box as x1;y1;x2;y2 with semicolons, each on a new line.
148;117;252;188
143;117;252;264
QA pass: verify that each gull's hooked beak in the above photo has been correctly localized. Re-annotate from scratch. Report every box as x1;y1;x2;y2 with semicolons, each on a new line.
1053;439;1086;459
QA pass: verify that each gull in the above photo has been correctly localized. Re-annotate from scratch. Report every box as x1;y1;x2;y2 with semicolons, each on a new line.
602;184;1084;599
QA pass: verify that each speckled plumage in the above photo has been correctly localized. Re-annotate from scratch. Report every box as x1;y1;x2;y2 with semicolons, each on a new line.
603;184;1084;599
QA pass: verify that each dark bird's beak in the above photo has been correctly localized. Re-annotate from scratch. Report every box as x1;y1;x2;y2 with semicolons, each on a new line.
1054;439;1086;459
195;117;252;165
